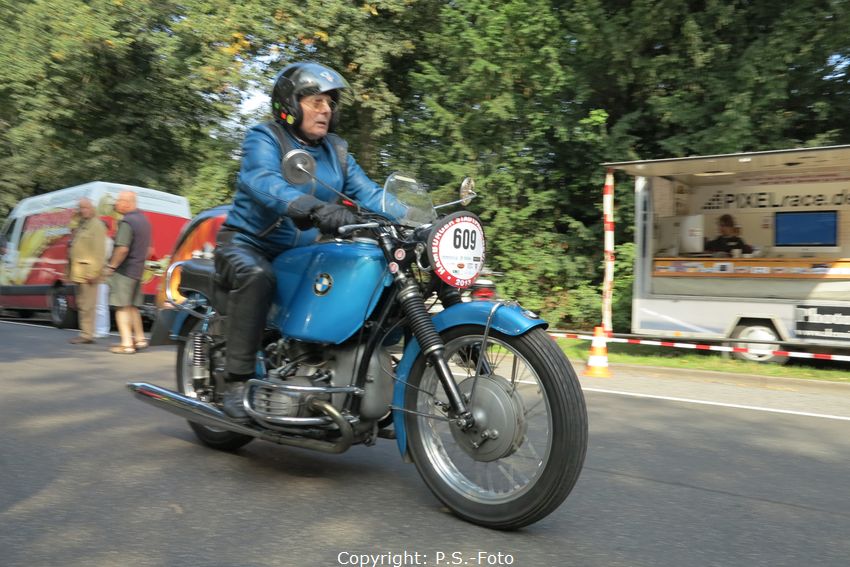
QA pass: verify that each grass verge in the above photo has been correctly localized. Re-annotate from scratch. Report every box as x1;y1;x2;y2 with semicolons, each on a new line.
555;338;850;384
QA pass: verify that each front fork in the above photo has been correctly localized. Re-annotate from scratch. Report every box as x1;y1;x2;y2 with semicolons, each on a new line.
396;279;474;429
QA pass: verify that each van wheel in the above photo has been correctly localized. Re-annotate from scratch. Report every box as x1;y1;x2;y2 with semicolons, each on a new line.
50;286;79;329
731;324;788;364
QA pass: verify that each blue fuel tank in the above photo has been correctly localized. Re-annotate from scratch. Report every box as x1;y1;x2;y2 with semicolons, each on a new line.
271;240;391;344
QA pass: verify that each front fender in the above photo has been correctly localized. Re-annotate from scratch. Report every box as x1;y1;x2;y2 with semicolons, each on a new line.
391;301;547;458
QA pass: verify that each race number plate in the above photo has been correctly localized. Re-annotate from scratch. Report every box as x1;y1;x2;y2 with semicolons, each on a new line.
427;211;486;288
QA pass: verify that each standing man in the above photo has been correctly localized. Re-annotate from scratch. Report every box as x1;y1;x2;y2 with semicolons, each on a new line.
104;191;152;354
68;197;107;344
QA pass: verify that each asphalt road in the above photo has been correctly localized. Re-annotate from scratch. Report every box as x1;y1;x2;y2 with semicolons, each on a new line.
1;320;849;567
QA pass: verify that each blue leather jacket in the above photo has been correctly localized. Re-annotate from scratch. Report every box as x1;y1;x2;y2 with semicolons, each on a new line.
224;122;390;257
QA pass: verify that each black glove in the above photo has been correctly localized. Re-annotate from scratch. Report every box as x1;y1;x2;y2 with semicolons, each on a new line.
287;194;324;230
311;203;359;235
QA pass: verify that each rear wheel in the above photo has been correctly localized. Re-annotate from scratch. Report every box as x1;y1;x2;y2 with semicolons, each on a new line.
176;316;253;451
50;285;78;329
404;325;587;530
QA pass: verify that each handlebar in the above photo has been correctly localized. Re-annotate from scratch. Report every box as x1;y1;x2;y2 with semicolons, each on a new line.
337;221;383;236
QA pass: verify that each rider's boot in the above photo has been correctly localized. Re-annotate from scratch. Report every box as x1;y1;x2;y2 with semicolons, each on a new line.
221;378;250;421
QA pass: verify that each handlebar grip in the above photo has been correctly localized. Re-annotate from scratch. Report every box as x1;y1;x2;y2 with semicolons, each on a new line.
338;221;382;236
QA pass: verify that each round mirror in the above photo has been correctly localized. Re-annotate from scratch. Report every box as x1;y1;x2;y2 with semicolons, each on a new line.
282;149;316;185
460;177;477;206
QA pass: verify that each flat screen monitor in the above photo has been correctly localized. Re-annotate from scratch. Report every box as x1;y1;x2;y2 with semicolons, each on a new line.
678;214;705;254
774;210;839;252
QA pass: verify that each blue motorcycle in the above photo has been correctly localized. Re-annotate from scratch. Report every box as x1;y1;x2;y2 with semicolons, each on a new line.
129;151;587;529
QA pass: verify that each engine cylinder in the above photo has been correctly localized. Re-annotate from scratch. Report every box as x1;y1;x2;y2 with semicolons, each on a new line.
250;377;318;418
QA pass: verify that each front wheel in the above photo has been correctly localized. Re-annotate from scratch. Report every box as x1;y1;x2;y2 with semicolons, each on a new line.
404;325;587;530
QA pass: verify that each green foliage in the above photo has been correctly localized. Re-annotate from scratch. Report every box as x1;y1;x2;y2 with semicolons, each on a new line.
0;0;251;215
1;0;849;331
611;242;636;332
561;283;603;329
565;0;850;158
182;132;243;214
393;0;612;324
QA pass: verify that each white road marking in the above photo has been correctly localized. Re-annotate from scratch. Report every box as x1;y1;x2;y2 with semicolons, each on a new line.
583;387;850;422
1;320;61;329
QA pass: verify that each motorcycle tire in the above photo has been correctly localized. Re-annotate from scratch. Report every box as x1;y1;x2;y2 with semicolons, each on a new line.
404;325;587;530
176;316;254;451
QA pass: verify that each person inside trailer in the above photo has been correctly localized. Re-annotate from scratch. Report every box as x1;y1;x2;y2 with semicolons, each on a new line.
705;214;752;257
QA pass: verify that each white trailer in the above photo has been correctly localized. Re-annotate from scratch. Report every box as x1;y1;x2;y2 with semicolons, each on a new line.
606;145;850;363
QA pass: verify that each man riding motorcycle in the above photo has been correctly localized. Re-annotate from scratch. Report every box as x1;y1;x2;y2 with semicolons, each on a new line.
214;61;393;419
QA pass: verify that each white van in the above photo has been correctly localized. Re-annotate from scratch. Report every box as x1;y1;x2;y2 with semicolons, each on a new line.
0;181;191;327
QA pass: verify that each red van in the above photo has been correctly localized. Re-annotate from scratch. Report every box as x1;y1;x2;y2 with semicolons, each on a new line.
0;181;191;327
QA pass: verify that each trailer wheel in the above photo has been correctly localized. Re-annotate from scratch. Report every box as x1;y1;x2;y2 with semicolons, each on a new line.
731;324;788;364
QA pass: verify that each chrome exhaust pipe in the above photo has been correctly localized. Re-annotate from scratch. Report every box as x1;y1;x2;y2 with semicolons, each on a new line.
127;382;354;454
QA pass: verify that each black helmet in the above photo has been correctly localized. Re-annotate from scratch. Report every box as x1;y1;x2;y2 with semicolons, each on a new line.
271;61;350;131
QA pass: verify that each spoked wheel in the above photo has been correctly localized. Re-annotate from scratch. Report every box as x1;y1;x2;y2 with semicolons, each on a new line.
176;316;253;451
404;325;587;530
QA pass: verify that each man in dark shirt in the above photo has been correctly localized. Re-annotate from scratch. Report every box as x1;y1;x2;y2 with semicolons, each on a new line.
705;214;753;256
104;191;152;354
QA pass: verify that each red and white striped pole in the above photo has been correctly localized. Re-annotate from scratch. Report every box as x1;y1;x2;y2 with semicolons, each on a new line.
601;169;615;333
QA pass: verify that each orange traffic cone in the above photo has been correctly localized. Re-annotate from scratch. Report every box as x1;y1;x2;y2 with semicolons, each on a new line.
583;326;612;378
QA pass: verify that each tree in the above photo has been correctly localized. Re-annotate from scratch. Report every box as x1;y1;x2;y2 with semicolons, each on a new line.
0;0;256;215
392;0;612;323
566;0;850;159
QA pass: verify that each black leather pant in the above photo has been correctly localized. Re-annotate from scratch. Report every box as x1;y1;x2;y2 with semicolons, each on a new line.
214;232;276;377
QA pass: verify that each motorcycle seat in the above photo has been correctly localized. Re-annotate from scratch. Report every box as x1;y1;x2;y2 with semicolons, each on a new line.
177;258;229;313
